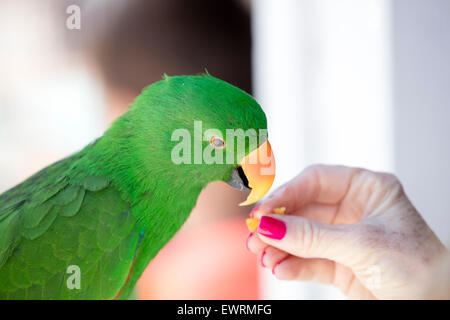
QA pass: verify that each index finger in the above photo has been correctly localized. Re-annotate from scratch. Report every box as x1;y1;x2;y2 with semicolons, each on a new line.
257;164;364;215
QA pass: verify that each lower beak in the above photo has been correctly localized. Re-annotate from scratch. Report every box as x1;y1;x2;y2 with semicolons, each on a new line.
238;140;275;206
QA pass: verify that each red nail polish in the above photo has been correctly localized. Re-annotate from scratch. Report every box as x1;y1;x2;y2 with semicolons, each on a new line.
257;216;286;240
245;232;253;251
250;204;261;218
261;250;266;267
272;257;288;275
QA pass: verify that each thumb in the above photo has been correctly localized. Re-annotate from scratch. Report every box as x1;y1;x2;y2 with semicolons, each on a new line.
256;214;361;267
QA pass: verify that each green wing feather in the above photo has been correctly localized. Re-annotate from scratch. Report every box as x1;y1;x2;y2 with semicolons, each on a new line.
0;155;141;299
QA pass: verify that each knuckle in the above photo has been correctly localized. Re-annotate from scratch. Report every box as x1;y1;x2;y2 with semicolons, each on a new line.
378;172;404;196
303;164;324;178
293;218;317;256
380;172;400;185
304;164;319;172
357;169;378;184
376;171;400;186
358;170;404;199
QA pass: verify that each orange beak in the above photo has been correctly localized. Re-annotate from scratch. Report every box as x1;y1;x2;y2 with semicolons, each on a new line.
238;140;276;206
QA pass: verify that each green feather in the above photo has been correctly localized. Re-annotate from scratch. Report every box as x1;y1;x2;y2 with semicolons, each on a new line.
22;207;58;240
53;185;80;206
59;188;85;217
34;179;69;205
81;176;109;192
23;202;53;229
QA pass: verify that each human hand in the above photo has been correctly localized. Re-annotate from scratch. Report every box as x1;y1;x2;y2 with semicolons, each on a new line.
247;165;449;299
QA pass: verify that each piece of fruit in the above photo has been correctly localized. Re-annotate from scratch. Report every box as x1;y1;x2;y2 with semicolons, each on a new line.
246;218;260;233
273;207;286;215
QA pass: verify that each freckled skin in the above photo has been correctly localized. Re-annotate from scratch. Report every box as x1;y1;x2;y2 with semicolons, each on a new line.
247;165;448;299
0;74;268;299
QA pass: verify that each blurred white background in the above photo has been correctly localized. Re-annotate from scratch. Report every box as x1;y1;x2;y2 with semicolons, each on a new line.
0;0;106;192
252;0;449;299
0;0;448;300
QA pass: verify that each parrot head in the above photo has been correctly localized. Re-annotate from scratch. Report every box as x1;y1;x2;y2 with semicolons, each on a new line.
116;74;275;206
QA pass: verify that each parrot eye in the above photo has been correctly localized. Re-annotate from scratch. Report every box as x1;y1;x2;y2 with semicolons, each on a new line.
210;136;225;149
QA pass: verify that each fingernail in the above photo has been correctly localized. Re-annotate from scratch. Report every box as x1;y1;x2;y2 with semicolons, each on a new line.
272;262;279;275
250;204;261;218
272;258;286;275
260;250;266;267
245;232;253;251
257;216;286;240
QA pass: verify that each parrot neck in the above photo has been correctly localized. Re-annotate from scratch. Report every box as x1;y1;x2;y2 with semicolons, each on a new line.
76;112;208;233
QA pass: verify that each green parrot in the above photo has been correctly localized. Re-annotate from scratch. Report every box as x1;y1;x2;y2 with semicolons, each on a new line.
0;74;275;299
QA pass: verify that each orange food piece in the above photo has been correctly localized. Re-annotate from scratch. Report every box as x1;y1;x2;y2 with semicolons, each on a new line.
246;218;260;233
273;207;286;215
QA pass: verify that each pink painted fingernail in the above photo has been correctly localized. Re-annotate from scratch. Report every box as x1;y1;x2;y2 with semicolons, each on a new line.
260;250;266;267
250;204;261;218
245;232;253;251
257;216;286;240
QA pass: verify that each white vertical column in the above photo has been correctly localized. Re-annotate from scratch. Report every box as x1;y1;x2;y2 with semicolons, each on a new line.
252;0;307;184
252;0;314;300
252;0;393;299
